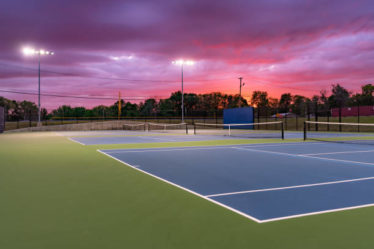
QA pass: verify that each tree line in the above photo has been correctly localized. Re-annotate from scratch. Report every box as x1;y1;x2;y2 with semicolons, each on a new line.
251;83;374;117
0;83;373;121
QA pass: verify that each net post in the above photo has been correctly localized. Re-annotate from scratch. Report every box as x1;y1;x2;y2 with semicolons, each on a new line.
303;121;307;140
229;124;231;136
281;121;284;140
193;123;196;135
185;123;188;134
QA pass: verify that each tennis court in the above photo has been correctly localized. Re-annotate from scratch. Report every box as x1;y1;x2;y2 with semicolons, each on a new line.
69;134;252;145
99;141;374;223
68;121;288;145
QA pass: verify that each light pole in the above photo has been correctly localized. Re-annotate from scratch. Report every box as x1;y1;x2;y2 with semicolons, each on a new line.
22;47;54;126
238;77;245;107
172;60;194;123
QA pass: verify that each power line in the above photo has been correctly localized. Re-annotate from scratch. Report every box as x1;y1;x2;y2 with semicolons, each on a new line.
0;89;154;101
0;88;170;99
0;62;232;82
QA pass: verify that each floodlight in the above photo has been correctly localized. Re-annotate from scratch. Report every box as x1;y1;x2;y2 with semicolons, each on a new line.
21;46;54;126
172;59;195;122
22;47;35;56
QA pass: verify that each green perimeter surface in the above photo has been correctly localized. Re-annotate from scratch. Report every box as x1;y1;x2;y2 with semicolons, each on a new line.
1;132;374;249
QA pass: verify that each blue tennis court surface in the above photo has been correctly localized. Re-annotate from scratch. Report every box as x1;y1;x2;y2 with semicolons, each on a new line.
70;134;252;145
70;131;304;145
99;142;374;223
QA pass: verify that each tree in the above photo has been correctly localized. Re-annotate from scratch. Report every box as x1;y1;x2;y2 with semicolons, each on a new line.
291;95;306;116
169;91;183;115
72;107;87;118
139;99;157;116
251;91;269;117
251;91;269;107
158;99;174;116
19;101;38;120
319;90;330;116
268;98;279;114
278;93;292;113
329;84;350;126
349;84;374;106
91;105;108;118
329;84;350;108
122;102;139;117
184;94;199;116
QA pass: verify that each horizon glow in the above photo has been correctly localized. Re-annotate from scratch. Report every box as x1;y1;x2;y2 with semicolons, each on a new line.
1;0;373;109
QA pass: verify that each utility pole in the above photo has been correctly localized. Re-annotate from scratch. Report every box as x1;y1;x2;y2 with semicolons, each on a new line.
38;53;41;125
238;77;245;107
181;63;184;123
22;47;54;126
173;60;194;123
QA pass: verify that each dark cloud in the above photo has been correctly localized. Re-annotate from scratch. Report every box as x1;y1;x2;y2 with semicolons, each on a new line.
0;0;374;107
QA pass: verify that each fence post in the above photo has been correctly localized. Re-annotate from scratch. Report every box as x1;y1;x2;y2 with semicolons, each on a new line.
296;115;298;131
339;106;342;132
281;122;284;139
307;107;310;131
357;103;360;132
284;114;287;130
315;102;318;131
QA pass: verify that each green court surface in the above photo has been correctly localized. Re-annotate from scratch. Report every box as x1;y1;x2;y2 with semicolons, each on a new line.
1;132;374;249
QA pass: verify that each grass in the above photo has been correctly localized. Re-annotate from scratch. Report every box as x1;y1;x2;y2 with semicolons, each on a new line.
259;115;374;131
1;132;374;249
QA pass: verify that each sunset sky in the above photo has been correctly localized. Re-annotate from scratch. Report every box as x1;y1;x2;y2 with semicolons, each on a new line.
1;0;374;109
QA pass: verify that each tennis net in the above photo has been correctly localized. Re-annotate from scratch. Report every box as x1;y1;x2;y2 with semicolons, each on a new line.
147;122;188;134
0;106;4;133
304;121;374;145
123;123;147;131
193;121;284;139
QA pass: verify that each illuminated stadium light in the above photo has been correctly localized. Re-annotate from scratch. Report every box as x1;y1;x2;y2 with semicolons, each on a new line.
22;47;55;56
172;59;195;122
110;55;134;61
21;46;54;126
22;47;36;55
172;59;195;66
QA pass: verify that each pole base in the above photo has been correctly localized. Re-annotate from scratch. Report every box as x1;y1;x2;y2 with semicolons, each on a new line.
37;122;43;127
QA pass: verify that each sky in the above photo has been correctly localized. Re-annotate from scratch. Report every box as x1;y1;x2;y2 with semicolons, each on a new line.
1;0;374;109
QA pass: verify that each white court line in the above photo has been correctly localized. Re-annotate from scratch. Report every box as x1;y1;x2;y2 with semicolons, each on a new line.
303;149;374;156
206;176;374;198
260;203;374;223
101;142;326;154
67;137;86;146
96;149;262;223
232;147;374;167
137;136;180;142
103;147;231;154
302;155;374;167
99;148;374;223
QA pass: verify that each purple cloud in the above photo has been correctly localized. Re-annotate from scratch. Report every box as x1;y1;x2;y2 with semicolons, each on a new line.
0;0;374;109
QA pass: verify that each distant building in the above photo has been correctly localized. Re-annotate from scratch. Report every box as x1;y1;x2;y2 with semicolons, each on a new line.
271;112;296;118
331;106;374;117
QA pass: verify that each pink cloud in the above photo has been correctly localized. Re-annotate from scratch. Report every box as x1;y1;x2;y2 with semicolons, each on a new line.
0;0;374;109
